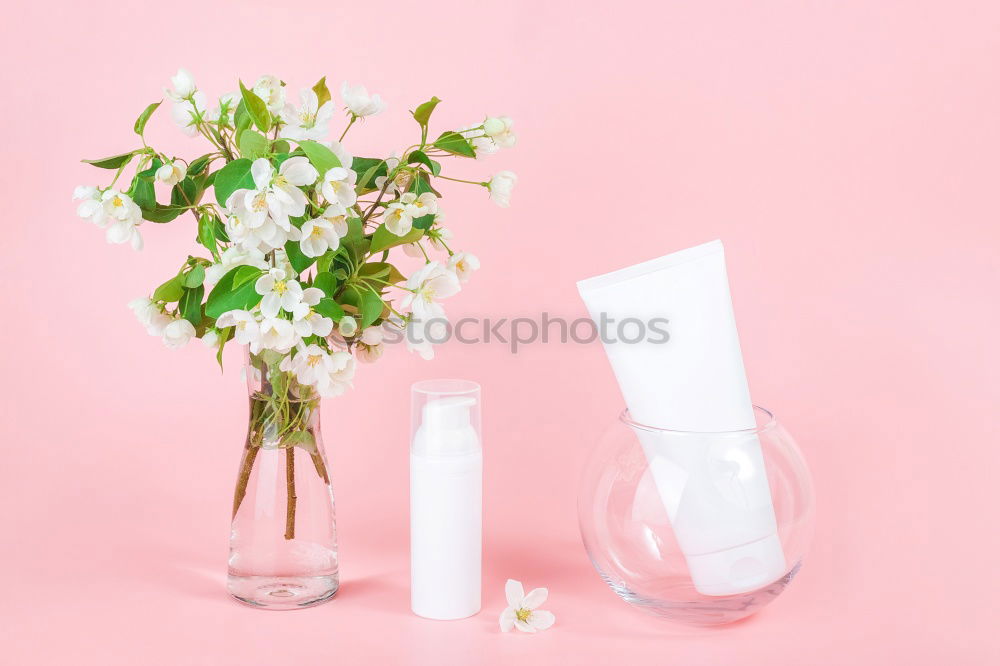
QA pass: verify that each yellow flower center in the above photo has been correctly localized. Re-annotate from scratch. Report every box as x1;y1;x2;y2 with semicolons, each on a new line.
515;608;532;623
274;175;288;188
307;353;323;367
299;110;316;126
273;280;287;295
310;226;324;238
252;192;267;212
112;196;124;207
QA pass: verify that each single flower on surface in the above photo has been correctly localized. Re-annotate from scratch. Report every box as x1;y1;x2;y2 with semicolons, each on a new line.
341;82;385;117
500;579;554;634
255;268;304;318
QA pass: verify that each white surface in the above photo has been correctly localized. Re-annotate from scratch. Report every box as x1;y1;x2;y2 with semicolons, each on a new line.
577;239;785;595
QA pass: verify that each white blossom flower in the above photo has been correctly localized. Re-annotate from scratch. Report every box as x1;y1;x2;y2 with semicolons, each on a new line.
172;91;209;137
224;194;288;253
401;191;438;218
299;217;341;257
404;318;441;360
156;160;187;186
483;116;516;149
253;75;286;113
320;167;358;207
458;125;500;157
383;200;416;237
216;310;261;346
338;315;358;338
162;318;196;349
258;317;298;353
320;202;350;238
101;190;144;250
201;329;221;349
255;268;304;318
356;326;384;363
280;88;335;141
341;81;385;117
129;297;171;335
500;580;554;633
291;288;334;338
165;68;197;101
233;157;316;233
280;343;333;387
401;261;461;320
488;171;517;208
447;251;480;284
319;350;355;396
204;246;268;286
74;186;106;226
428;226;453;252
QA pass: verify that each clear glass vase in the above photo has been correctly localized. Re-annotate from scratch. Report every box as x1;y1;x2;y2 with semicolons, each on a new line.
578;405;814;625
227;351;339;610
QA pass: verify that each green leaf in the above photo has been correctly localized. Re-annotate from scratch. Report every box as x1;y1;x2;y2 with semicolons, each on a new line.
234;99;252;133
142;205;185;223
313;271;338;298
232;264;262;289
215;326;232;370
170;177;201;208
82;150;140;169
197;213;219;258
128;158;160;210
297;139;341;175
133;101;161;135
239;130;269;160
179;285;204;326
359;262;405;284
213;158;255;207
188;154;213;176
312;76;331;107
184;264;206;288
410;170;441;197
205;266;265;318
272;139;291;154
314;297;345;321
153;275;185;303
413;214;435;230
352;157;387;192
214;216;230;243
284;239;316;274
342;285;384;328
407;150;440;175
370;224;423;253
412;96;441;127
432;130;475;157
239;80;271;133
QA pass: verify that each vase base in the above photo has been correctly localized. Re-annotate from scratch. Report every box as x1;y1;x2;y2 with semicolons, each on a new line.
227;574;339;610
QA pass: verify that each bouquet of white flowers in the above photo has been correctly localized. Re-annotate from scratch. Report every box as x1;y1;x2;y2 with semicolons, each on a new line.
74;70;517;549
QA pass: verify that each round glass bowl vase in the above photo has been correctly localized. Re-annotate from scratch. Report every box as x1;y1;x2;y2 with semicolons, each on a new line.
578;406;814;626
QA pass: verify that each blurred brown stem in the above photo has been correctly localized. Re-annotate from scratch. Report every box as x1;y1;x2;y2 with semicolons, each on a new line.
284;447;297;540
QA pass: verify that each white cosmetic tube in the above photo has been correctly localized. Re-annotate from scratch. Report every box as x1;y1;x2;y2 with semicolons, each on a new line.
577;240;785;596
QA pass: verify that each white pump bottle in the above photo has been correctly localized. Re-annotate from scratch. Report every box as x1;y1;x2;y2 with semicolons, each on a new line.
410;382;483;619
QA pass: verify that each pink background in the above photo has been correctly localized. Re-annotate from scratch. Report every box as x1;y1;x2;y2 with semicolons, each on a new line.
2;0;998;663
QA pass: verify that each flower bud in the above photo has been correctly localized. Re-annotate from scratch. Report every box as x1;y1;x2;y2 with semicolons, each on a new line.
339;316;358;337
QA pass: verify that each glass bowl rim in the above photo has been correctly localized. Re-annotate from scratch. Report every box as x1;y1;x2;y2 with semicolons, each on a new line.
619;404;777;437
